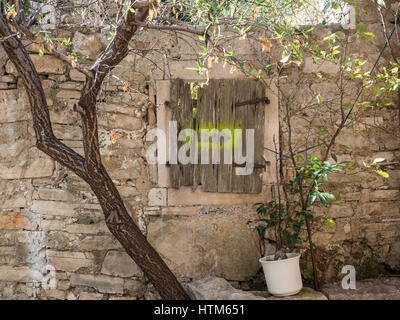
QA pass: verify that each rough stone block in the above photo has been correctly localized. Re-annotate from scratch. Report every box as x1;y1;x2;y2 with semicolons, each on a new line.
328;205;354;218
147;217;261;281
98;114;142;131
70;69;86;82
356;202;399;217
368;190;400;201
80;236;121;251
322;277;400;300
46;250;95;272
148;188;167;206
0;212;37;230
303;57;339;75
70;273;124;294
253;287;327;300
65;222;109;234
184;276;266;300
1;196;26;209
388;170;400;188
78;292;104;300
123;279;146;297
101;251;143;278
31;200;77;217
46;289;66;300
6;54;65;75
0;159;54;180
73;32;103;59
0;266;42;282
161;206;197;216
0;90;30;123
56;90;82;100
386;241;400;271
36;188;75;202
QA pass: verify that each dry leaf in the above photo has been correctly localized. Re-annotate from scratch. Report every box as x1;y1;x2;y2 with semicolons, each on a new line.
110;131;117;144
261;38;271;52
6;8;16;20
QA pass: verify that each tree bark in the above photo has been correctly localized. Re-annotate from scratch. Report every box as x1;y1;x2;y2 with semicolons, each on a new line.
0;6;190;300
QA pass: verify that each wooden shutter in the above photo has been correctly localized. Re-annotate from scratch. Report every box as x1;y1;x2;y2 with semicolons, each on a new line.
169;79;265;193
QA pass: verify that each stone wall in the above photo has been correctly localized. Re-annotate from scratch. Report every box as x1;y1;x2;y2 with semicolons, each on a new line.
0;1;399;299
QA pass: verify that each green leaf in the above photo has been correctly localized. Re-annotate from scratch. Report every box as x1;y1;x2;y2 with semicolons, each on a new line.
356;22;375;38
127;5;135;13
317;94;323;104
39;45;45;57
373;86;382;97
331;154;338;162
381;98;391;106
326;218;336;227
309;193;316;205
322;192;335;200
255;225;267;235
335;31;345;39
375;170;389;178
318;192;327;206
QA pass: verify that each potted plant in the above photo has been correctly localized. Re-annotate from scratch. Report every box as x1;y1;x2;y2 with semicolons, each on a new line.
254;200;304;296
251;154;348;296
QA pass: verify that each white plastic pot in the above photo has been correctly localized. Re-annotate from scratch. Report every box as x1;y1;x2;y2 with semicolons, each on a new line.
259;252;303;296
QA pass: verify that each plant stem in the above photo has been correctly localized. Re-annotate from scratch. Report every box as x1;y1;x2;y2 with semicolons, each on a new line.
305;219;318;290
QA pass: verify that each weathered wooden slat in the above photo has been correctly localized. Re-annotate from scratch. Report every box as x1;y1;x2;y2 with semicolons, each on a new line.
244;81;264;193
199;80;218;192
230;80;264;193
231;80;248;193
217;80;234;193
169;79;196;188
180;81;195;186
169;79;182;188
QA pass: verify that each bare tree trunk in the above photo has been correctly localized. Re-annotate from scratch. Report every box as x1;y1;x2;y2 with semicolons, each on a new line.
0;7;190;300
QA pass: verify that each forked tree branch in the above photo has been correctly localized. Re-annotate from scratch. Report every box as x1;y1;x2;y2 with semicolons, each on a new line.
77;3;150;169
0;2;190;300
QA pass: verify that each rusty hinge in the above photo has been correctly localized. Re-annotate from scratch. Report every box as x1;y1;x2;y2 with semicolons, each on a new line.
235;97;270;107
233;162;270;170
